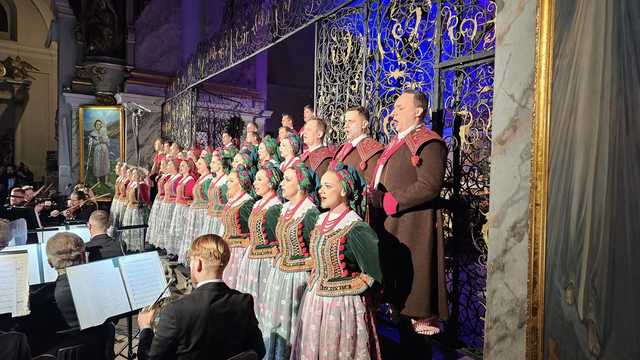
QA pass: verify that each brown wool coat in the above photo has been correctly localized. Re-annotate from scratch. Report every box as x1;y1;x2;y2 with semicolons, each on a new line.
303;146;335;180
334;138;384;185
373;127;448;319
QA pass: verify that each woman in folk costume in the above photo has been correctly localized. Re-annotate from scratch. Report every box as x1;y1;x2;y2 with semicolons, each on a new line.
220;165;256;288
167;158;196;258
122;167;151;252
110;162;124;226
199;145;214;161
279;133;303;172
261;163;320;360
112;164;128;227
232;146;259;174
118;167;134;227
236;163;283;316
179;155;214;263
146;158;169;247
291;161;383;360
155;157;182;251
258;135;282;167
202;151;230;236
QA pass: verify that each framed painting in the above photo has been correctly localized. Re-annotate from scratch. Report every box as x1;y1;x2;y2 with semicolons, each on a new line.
528;0;638;359
79;105;125;201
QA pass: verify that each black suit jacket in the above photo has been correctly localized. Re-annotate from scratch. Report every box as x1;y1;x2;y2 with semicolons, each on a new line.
17;275;112;358
138;282;265;360
54;274;79;329
86;234;124;262
0;331;31;360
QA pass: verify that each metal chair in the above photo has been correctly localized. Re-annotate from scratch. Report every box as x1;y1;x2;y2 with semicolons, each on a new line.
55;345;84;360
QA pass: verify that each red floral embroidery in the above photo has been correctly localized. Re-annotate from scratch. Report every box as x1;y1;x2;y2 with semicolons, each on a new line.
411;155;422;167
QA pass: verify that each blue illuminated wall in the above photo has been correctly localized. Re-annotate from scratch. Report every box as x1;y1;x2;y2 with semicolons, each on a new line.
316;0;496;353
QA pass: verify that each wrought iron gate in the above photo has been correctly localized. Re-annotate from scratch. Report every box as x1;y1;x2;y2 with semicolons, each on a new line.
315;0;495;355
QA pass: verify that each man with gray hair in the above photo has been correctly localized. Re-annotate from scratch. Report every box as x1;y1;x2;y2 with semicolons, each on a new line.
45;232;86;329
86;210;124;262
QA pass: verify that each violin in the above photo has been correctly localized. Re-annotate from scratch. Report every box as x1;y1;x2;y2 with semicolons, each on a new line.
50;193;110;219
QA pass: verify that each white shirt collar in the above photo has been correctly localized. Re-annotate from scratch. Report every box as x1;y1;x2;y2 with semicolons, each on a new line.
196;279;224;288
350;134;367;147
397;123;419;140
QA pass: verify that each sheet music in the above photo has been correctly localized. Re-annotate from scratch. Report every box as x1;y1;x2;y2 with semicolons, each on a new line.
0;258;17;316
118;252;168;310
67;225;91;243
1;244;41;285
66;259;132;329
40;244;59;283
0;252;30;317
40;226;91;244
39;227;64;244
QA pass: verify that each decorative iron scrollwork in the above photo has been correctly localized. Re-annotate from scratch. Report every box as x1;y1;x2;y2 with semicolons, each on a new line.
315;0;495;352
315;4;367;144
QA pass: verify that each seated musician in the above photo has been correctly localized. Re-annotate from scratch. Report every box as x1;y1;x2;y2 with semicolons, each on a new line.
50;190;97;224
137;234;265;360
3;187;40;243
18;232;114;358
85;210;124;262
0;223;31;360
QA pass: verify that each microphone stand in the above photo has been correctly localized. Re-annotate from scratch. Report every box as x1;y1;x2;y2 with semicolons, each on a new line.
83;136;94;184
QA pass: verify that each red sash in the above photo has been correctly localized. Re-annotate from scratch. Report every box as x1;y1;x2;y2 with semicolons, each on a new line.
369;137;406;188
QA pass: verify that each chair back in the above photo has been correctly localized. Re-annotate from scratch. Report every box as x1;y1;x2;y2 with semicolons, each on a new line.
56;344;84;360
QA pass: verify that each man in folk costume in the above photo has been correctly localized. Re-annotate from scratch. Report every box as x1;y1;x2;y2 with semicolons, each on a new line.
333;105;384;185
300;117;335;179
367;90;448;355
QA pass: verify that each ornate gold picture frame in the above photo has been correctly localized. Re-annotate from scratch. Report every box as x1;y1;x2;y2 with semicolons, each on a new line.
78;105;125;201
527;0;554;359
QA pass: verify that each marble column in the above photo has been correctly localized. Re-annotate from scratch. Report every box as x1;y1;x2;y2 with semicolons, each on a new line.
60;92;97;192
54;0;82;192
114;93;163;168
484;0;538;359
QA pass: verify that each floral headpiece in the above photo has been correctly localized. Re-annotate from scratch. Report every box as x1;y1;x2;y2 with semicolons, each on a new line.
288;162;319;204
285;133;303;156
327;160;367;218
262;135;283;163
234;165;256;198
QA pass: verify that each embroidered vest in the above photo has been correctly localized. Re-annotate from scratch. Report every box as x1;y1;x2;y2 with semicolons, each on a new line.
126;184;139;208
156;175;168;200
164;176;180;202
308;222;375;297
175;177;193;206
191;175;211;208
276;215;313;272
221;200;250;248
248;205;278;259
206;183;226;217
